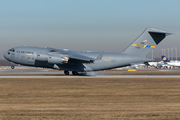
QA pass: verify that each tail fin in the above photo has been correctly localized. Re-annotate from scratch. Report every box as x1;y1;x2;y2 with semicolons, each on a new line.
162;55;170;62
123;28;172;57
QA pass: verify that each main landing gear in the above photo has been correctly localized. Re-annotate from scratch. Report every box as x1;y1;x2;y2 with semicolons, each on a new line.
72;71;78;75
64;70;78;75
64;70;69;75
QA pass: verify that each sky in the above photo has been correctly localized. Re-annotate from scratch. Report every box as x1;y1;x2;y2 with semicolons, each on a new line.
0;0;180;59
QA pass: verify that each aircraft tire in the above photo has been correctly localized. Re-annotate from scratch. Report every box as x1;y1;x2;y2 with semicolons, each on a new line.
64;70;69;75
72;71;78;75
11;65;15;69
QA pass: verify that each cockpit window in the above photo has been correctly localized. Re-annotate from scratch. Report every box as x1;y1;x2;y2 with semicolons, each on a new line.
50;49;57;52
8;48;15;52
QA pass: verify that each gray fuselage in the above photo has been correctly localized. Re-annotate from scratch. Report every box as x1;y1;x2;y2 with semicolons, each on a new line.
4;46;152;72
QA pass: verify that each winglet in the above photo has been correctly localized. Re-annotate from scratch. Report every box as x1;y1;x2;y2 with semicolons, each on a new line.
96;51;104;60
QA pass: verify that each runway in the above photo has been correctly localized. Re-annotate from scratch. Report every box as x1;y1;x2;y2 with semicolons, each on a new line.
0;75;180;78
1;66;180;78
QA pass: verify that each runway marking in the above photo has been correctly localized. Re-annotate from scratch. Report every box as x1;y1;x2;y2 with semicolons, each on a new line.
128;69;137;71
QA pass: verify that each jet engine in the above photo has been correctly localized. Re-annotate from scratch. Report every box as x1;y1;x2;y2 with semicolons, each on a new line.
36;53;69;64
48;55;69;64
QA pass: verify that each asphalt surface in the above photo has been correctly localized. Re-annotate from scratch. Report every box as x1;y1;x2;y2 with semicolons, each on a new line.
1;66;180;78
1;75;180;78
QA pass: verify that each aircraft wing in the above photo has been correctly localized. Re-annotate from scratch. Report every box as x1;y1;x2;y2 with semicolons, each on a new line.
48;48;99;63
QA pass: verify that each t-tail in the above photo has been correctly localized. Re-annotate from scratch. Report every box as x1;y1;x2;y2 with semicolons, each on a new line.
162;55;170;62
123;28;172;57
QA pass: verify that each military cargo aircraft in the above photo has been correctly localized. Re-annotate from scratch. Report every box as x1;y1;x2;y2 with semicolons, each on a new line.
4;28;171;75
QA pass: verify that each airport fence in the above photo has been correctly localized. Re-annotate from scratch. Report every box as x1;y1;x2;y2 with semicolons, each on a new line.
0;59;13;66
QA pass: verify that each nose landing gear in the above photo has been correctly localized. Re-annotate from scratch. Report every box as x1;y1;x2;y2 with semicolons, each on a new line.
11;65;15;69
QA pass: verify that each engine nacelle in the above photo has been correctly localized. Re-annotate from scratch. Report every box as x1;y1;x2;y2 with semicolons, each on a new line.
36;53;48;61
48;55;68;64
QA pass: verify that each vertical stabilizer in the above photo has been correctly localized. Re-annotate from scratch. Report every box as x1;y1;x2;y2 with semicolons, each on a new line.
123;28;171;57
162;55;170;62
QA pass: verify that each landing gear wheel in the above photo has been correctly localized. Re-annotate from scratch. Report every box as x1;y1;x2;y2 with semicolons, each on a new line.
64;70;69;75
11;65;15;69
72;71;78;75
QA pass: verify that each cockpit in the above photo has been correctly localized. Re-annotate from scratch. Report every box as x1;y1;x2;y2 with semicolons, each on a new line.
49;49;57;52
8;48;15;52
4;48;16;61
